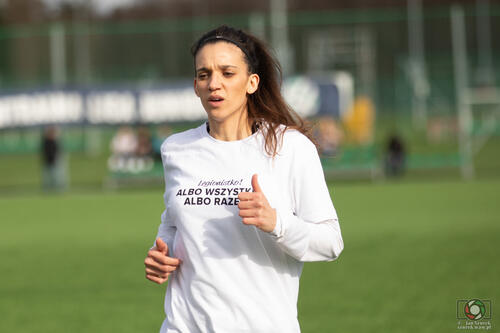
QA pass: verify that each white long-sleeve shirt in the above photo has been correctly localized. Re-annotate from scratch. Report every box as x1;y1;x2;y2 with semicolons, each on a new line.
156;123;343;333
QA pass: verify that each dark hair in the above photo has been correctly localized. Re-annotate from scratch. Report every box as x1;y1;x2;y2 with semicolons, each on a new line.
191;25;314;157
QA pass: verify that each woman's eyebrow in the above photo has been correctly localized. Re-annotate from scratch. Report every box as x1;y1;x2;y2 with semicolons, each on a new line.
195;67;210;73
219;65;238;70
196;65;238;73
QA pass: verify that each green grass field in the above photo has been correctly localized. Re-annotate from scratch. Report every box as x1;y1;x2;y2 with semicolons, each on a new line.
1;179;498;332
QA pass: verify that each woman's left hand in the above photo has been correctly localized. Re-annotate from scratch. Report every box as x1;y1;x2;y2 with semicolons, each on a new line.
238;174;277;233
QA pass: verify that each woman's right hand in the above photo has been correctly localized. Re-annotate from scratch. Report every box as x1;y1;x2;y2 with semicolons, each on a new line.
144;238;181;284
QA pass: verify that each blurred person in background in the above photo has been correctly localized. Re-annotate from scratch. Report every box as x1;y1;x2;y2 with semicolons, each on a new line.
135;126;154;172
342;96;375;144
110;125;137;158
144;25;344;333
314;116;344;157
40;125;66;191
384;133;406;177
108;126;138;172
136;126;153;157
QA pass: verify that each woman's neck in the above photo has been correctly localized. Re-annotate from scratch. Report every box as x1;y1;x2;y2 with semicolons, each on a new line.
207;111;252;141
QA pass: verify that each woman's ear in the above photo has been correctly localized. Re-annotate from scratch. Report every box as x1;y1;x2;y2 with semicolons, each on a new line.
247;73;260;95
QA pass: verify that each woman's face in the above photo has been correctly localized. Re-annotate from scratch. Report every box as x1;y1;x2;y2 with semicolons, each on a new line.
194;41;259;124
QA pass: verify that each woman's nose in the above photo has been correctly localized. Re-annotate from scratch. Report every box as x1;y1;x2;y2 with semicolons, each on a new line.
208;74;221;91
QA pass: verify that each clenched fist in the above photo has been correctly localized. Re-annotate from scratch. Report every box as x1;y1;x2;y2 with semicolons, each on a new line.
237;174;277;233
144;238;181;284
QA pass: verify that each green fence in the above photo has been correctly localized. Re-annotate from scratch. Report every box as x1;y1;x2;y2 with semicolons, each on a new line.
1;5;499;116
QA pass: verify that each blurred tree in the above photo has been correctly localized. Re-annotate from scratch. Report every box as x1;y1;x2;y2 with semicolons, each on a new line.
0;0;490;89
0;0;478;24
3;0;47;85
3;0;46;24
0;0;5;84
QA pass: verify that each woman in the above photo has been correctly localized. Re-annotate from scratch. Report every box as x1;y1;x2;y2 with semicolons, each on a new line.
144;25;344;333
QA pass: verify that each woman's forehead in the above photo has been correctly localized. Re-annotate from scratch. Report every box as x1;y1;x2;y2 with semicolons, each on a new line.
195;41;246;68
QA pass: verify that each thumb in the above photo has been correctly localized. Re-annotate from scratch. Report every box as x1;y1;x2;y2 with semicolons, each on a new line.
251;174;263;193
156;237;168;255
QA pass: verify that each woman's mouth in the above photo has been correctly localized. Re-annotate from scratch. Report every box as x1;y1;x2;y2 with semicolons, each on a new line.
208;96;225;106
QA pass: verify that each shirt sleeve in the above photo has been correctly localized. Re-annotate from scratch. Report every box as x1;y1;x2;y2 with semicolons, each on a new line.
270;135;344;262
154;143;177;252
155;208;177;252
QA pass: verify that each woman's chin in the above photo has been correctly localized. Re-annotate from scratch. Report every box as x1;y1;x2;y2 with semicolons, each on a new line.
205;108;231;122
203;102;247;124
